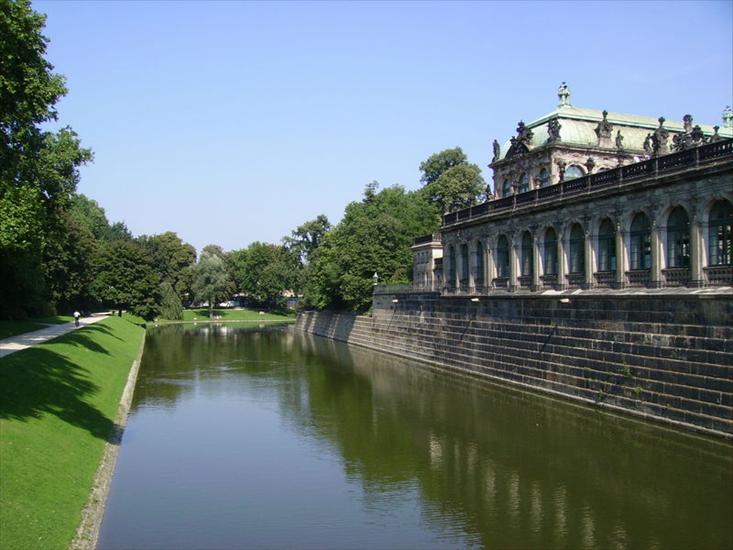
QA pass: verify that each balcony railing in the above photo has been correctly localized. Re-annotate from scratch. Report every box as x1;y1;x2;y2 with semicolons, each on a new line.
566;272;585;288
540;274;558;289
662;267;690;287
626;270;651;287
518;275;532;289
704;266;733;285
413;233;442;246
442;138;732;227
594;271;616;287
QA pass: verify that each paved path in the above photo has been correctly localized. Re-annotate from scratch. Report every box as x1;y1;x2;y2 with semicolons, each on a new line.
0;314;109;359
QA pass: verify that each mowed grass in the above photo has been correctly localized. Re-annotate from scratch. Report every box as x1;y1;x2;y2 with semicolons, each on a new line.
0;316;144;550
180;308;295;322
0;316;74;340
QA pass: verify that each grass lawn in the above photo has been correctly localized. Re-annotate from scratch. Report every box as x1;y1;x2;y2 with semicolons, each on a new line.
0;316;74;340
0;316;145;550
179;308;295;322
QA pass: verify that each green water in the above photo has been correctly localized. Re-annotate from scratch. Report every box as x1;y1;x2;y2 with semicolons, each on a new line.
98;324;733;549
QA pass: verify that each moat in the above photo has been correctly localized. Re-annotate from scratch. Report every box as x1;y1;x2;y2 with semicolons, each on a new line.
98;324;733;549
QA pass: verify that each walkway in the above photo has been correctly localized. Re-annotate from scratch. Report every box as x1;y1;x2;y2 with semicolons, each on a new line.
0;314;109;359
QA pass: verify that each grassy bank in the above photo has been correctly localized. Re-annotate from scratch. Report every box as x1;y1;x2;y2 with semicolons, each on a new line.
0;316;144;550
172;308;295;323
0;315;74;340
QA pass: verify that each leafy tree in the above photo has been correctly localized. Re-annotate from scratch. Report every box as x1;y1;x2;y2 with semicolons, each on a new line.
0;1;93;317
283;214;331;265
137;232;196;300
92;240;161;320
304;183;438;311
230;242;298;309
419;147;485;214
159;281;183;320
191;250;232;318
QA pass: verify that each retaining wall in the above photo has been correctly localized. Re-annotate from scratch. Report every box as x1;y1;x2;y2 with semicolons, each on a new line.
296;291;733;438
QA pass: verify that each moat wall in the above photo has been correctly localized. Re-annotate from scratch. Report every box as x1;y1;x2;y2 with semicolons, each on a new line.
296;291;733;438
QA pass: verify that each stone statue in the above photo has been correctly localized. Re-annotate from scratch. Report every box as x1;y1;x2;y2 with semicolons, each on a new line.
595;110;613;142
507;121;534;158
492;140;501;163
651;117;669;157
585;157;596;174
615;130;624;150
643;133;653;156
557;82;571;107
556;160;566;182
723;106;733;128
690;125;704;144
708;126;723;143
547;118;561;143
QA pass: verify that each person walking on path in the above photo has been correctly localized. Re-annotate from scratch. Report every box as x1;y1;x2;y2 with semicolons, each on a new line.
0;313;107;359
74;310;81;327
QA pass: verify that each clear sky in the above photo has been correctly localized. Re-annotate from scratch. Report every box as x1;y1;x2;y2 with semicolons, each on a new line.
35;0;733;253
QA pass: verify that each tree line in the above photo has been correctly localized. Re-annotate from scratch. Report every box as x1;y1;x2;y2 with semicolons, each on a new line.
1;0;487;320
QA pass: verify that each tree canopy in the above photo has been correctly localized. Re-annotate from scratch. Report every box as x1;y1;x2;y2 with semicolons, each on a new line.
419;147;485;214
230;242;298;308
191;250;233;318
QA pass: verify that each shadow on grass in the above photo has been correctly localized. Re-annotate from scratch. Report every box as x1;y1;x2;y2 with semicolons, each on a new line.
189;309;225;318
0;326;121;443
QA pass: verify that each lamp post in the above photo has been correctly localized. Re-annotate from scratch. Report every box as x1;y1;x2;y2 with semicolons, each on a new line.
372;272;379;286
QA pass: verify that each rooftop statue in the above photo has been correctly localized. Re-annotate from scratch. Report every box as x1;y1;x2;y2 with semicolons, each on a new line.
615;130;624;150
547;118;562;143
723;106;733;128
557;81;571;108
651;117;670;157
492;139;501;163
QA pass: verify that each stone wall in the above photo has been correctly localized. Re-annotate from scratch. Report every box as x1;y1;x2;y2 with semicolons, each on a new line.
296;291;733;438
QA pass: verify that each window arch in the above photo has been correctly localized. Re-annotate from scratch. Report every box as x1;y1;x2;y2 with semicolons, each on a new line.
520;231;533;277
538;168;550;188
543;228;558;275
666;206;690;268
569;223;585;273
502;179;512;197
496;236;509;278
475;241;485;287
630;212;651;270
709;199;733;266
565;164;585;180
598;218;617;272
518;172;529;193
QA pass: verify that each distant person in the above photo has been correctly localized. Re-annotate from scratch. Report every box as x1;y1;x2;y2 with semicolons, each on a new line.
73;311;81;327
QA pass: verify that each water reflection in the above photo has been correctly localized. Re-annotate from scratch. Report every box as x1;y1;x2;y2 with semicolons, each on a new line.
100;324;733;550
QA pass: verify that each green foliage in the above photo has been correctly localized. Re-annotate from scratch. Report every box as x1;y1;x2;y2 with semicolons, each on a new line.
191;250;233;318
283;214;331;265
0;1;92;318
0;316;144;550
159;281;184;320
92;240;161;320
230;242;298;308
419;147;485;214
305;183;438;312
137;231;196;300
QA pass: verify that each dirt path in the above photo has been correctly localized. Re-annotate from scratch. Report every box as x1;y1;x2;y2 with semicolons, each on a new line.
0;314;108;358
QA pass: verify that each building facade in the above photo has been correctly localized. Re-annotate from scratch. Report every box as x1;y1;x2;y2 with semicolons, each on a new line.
413;86;733;293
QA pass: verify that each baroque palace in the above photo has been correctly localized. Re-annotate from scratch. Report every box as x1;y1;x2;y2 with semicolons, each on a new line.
413;84;733;293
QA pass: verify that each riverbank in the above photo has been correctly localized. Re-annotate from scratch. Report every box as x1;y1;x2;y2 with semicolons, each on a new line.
0;316;145;550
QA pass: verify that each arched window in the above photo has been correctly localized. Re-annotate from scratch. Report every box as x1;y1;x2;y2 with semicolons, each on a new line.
496;236;509;278
598;218;617;272
543;228;558;275
460;243;469;287
518;173;529;193
475;241;485;287
565;164;585;180
709;200;733;266
520;231;533;277
569;223;585;273
502;179;512;197
667;206;690;268
630;212;651;270
448;245;456;286
538;168;550;188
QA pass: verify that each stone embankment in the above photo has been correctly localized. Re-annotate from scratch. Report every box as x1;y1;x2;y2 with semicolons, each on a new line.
296;291;733;438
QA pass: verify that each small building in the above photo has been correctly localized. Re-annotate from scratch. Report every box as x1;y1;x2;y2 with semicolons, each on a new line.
413;85;733;292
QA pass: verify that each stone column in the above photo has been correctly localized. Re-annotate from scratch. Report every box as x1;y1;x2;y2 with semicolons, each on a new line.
557;233;566;290
584;228;593;288
509;237;518;292
532;232;541;290
650;220;662;287
486;240;495;289
690;219;703;287
615;223;625;288
468;241;476;291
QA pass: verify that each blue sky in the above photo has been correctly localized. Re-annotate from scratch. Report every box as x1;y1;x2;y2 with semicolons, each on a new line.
36;1;732;252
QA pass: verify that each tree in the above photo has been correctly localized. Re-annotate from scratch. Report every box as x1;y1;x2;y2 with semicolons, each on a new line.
191;250;232;318
419;147;485;215
283;214;331;265
0;1;93;317
92;240;161;320
159;281;183;320
231;242;298;309
304;183;438;311
137;232;196;300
